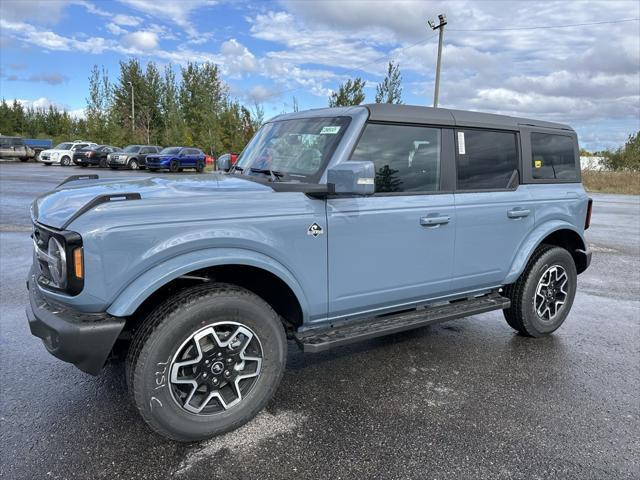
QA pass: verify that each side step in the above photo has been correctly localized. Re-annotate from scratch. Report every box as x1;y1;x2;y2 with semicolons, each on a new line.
295;292;510;353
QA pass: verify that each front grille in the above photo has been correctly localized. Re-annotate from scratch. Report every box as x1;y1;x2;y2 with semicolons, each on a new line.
41;154;50;161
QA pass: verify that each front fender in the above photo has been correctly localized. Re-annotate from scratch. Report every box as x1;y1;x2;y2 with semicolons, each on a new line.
106;247;310;320
504;220;586;284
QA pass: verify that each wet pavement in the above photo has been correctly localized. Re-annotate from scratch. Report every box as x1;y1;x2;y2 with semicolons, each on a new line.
1;162;638;479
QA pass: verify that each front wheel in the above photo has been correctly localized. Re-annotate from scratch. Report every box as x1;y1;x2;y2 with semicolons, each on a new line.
99;158;107;168
503;245;577;337
128;158;139;170
169;160;179;173
126;284;287;442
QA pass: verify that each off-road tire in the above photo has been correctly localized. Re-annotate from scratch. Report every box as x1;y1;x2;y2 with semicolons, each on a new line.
126;283;287;442
503;245;577;337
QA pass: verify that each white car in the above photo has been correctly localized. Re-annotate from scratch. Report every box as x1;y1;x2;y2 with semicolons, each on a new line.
39;141;96;166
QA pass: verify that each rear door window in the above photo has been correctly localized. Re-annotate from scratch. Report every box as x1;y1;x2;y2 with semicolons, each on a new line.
455;130;518;190
531;133;578;180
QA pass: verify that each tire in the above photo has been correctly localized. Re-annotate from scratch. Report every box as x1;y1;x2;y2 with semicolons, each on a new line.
128;158;139;170
126;283;287;442
503;245;577;337
99;158;107;168
196;160;205;173
169;160;179;173
60;156;71;166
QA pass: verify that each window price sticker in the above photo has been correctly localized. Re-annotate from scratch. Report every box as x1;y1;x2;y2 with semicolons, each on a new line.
457;131;466;155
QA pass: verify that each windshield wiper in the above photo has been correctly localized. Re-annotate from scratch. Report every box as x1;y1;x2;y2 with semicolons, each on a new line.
231;165;243;173
250;168;284;182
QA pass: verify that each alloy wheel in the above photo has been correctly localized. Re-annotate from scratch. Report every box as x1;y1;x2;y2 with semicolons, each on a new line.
535;265;569;321
169;322;263;415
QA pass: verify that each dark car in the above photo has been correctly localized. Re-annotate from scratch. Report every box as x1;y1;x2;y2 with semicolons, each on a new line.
146;147;207;173
75;145;122;168
107;145;162;170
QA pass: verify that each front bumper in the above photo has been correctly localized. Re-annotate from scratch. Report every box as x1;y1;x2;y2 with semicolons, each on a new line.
26;277;125;375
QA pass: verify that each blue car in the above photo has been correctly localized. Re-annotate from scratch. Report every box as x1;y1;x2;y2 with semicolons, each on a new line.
146;147;206;173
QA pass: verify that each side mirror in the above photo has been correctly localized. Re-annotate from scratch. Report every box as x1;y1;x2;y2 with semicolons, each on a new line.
217;156;230;172
327;161;375;195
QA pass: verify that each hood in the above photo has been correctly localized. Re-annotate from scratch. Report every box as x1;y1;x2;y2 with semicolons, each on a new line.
41;148;71;155
33;173;273;229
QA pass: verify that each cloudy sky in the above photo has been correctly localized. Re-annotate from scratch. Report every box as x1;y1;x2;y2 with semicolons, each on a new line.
1;0;638;150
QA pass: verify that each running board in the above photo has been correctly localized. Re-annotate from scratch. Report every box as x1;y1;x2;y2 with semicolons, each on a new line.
295;292;510;353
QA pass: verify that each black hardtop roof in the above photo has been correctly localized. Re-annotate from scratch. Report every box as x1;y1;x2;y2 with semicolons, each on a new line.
363;103;573;131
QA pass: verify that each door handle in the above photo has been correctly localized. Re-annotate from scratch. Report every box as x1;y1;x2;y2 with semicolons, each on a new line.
507;208;530;219
420;215;450;227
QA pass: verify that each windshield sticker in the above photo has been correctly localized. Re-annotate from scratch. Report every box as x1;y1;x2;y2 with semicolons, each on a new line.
320;126;341;135
457;132;466;155
534;157;543;168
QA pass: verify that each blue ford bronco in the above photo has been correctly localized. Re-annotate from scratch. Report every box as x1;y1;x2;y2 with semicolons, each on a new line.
26;104;592;441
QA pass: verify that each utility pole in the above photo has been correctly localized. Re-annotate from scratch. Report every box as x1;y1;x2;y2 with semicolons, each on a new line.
428;14;447;108
128;81;135;136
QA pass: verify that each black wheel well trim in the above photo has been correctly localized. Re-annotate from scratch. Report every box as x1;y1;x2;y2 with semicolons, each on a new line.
123;264;304;337
536;228;588;274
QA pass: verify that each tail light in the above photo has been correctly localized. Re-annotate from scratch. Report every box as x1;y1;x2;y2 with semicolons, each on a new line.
585;198;593;230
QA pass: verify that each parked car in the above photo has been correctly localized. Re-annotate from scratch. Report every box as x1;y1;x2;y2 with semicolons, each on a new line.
107;145;161;170
146;146;206;173
24;138;53;159
215;152;239;171
39;141;96;166
0;136;35;161
26;104;592;442
75;145;122;168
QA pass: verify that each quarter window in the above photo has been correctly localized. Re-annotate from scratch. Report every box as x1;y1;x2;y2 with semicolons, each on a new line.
456;130;518;190
351;123;442;193
531;133;578;180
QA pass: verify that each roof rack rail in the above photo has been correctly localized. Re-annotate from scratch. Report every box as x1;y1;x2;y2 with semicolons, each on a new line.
60;193;142;229
56;174;99;188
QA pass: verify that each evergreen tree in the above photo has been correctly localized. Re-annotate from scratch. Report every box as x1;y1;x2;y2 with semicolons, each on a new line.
375;62;403;104
328;78;366;107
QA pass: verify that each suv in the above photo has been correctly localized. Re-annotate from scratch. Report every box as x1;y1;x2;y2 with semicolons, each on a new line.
39;141;96;166
107;145;162;170
26;104;592;442
75;145;122;168
0;136;35;161
146;146;206;173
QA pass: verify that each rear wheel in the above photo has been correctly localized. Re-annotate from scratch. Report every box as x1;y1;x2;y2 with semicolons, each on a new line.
169;160;179;173
60;156;71;166
126;284;287;442
503;245;577;337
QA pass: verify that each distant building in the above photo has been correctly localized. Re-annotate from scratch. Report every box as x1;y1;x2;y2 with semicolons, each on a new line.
580;156;607;171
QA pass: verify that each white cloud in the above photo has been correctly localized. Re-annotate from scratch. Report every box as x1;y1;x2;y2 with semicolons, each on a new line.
117;0;217;37
106;23;127;35
113;13;141;26
122;31;159;50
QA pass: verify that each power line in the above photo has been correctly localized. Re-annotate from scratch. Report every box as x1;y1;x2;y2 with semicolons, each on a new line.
448;17;639;32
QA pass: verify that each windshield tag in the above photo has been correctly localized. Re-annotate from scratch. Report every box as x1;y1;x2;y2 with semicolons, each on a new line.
457;132;466;155
320;126;341;135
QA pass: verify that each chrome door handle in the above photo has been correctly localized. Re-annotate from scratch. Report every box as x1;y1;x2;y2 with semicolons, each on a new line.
508;208;530;219
420;215;450;227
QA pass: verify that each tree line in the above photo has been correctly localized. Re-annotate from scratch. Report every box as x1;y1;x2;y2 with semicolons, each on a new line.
0;59;261;156
328;61;403;107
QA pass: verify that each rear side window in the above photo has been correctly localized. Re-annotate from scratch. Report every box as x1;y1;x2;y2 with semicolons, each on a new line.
456;130;518;190
531;133;578;180
351;123;442;193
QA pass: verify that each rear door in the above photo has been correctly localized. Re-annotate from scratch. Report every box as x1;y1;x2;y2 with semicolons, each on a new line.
451;129;533;291
327;122;457;320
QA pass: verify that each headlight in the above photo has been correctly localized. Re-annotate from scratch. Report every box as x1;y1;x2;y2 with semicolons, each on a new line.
51;152;59;159
47;237;67;288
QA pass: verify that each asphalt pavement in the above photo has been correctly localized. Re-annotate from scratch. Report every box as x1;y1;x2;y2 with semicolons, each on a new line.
1;162;638;479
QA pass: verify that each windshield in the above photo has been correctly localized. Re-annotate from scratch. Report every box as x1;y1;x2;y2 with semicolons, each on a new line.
161;147;181;154
235;116;351;181
123;145;141;153
54;143;73;150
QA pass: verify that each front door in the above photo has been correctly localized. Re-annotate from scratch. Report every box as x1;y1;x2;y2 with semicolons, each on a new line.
327;122;456;321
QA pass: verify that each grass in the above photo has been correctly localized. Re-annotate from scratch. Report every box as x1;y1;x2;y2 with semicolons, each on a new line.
581;170;640;195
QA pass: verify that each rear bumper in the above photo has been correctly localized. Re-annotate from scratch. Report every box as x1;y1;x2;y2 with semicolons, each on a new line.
576;248;592;274
26;277;125;375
